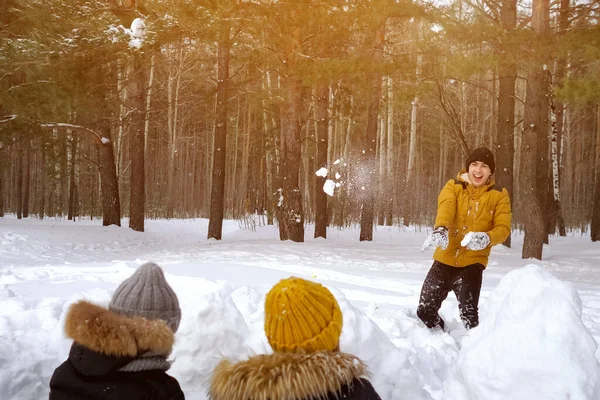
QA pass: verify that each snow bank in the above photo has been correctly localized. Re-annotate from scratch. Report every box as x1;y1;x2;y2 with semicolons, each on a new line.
0;288;111;400
170;283;432;399
445;265;600;400
0;278;432;400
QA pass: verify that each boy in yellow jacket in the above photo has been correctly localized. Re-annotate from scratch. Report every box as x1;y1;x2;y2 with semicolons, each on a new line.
418;147;511;330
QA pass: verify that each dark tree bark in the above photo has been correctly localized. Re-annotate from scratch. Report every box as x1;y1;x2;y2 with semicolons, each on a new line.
22;139;30;218
531;0;551;245
360;27;385;242
16;140;23;219
549;85;567;237
0;175;4;217
314;82;329;239
495;0;516;248
592;105;600;242
128;51;146;232
275;23;304;243
60;134;68;216
68;136;78;221
0;145;5;217
552;0;569;238
97;127;121;227
536;72;551;246
522;0;549;260
277;73;304;242
39;143;46;220
208;25;231;240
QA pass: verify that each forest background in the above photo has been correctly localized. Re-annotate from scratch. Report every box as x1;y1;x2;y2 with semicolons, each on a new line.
1;0;599;260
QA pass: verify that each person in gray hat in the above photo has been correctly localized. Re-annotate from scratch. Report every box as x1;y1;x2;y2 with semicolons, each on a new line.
109;261;182;333
49;262;185;400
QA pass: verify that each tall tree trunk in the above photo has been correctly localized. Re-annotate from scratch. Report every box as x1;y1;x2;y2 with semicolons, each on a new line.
39;144;46;219
207;25;231;240
551;0;569;237
521;0;549;259
592;105;600;241
404;53;422;227
128;51;146;232
495;0;517;247
277;74;304;242
385;76;394;226
166;43;183;219
0;175;3;217
360;26;385;241
97;127;121;226
143;52;155;216
549;72;566;237
239;105;251;216
116;61;126;180
144;53;155;157
22;139;30;218
274;23;304;243
16;140;23;219
60;135;67;216
531;1;551;244
438;123;445;188
230;98;241;217
262;70;276;225
378;108;385;226
314;82;329;238
68;136;77;221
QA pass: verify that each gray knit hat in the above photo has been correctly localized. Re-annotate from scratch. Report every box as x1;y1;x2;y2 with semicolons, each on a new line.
109;262;181;333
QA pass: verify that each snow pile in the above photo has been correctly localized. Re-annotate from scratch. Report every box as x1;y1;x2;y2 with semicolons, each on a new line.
0;288;111;400
445;265;600;400
170;283;433;399
169;283;263;396
0;277;434;399
337;295;433;400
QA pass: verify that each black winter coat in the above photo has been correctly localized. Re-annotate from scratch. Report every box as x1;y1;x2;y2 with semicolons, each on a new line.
209;351;381;400
49;301;185;400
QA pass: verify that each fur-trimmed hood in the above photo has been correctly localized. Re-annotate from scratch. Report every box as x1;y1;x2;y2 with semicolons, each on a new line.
65;300;175;358
209;351;370;400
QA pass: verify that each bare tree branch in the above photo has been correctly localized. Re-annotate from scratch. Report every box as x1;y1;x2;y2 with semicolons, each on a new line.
41;123;106;145
83;154;101;168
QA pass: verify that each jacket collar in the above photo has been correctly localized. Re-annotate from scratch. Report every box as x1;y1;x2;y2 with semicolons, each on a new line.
209;351;369;400
457;169;495;192
65;300;175;358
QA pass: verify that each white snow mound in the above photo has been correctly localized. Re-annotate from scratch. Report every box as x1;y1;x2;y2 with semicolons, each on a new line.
445;265;600;400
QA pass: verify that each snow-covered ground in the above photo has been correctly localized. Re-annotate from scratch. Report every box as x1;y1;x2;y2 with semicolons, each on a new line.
1;216;599;399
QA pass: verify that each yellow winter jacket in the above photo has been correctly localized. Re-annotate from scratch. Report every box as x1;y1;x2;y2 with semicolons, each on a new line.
433;170;512;268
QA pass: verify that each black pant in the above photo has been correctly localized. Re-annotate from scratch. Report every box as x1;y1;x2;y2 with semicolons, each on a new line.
417;261;484;330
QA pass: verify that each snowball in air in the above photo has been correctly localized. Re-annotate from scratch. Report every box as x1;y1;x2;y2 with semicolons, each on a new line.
315;167;328;177
323;180;336;196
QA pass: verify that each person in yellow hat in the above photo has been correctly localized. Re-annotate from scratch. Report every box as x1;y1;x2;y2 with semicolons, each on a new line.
208;277;381;400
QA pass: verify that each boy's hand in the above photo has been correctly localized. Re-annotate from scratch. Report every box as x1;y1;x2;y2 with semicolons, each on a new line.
462;231;490;251
421;227;449;252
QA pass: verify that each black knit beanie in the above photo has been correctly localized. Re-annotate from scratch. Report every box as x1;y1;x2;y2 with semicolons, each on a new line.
465;147;495;174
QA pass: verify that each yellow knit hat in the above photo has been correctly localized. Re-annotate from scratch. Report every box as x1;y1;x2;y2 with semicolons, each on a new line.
264;277;343;353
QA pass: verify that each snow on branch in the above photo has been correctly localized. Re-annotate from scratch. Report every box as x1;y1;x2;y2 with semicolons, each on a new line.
0;115;17;124
41;123;108;145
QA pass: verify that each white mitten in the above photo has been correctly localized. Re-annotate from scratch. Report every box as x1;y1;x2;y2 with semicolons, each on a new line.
421;227;449;252
462;232;490;251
